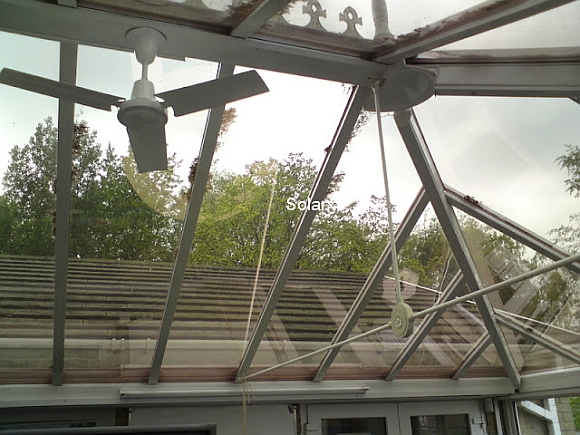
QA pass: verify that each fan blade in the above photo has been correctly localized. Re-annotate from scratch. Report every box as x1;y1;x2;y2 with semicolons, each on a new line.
157;70;269;117
0;68;122;111
127;125;168;173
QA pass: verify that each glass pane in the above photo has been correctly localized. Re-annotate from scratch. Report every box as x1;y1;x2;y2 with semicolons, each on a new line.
387;1;486;37
411;414;470;435
415;96;579;237
162;71;351;381
442;2;580;50
322;417;386;435
0;32;60;384
78;0;236;29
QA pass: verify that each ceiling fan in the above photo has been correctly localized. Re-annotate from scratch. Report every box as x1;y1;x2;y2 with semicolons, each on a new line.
0;27;269;173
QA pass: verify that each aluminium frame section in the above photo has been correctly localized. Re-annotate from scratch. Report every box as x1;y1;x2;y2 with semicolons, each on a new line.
313;188;429;382
385;271;466;380
445;186;580;276
429;62;580;99
446;185;580;377
375;0;577;64
452;331;493;379
235;86;371;383
231;0;293;38
408;48;580;100
148;63;235;384
0;0;387;87
495;311;580;366
394;109;521;387
52;42;78;386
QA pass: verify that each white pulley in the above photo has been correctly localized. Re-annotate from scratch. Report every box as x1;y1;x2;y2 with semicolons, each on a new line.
391;302;414;338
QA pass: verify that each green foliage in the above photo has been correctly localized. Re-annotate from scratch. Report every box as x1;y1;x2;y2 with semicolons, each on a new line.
2;117;181;261
399;217;450;288
190;153;389;272
556;144;580;197
570;397;580;431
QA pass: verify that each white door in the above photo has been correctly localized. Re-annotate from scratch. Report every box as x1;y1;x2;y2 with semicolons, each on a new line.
308;400;487;435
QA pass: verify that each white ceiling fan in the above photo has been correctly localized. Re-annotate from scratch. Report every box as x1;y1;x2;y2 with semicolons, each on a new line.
0;27;269;173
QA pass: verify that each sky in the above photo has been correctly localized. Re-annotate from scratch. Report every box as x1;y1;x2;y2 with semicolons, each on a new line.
0;0;579;244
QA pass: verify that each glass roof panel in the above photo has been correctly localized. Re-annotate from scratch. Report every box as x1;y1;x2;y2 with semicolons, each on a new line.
441;2;580;50
0;32;59;384
161;70;351;381
462;344;507;378
414;96;579;239
385;0;487;37
78;0;235;31
1;0;580;388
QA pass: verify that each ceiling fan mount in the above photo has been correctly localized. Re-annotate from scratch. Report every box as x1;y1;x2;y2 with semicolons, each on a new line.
126;27;166;67
365;63;437;112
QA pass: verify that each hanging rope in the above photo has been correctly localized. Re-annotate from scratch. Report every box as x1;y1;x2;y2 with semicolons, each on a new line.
242;379;254;435
372;82;403;304
243;175;277;347
373;82;415;339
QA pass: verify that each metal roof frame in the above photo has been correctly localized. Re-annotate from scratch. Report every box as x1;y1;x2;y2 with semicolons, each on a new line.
0;0;578;393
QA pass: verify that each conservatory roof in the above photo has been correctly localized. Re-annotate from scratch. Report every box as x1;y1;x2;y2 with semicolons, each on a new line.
0;0;579;403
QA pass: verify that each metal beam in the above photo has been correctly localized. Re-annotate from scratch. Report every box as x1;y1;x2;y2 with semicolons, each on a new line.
0;378;515;409
375;0;577;64
235;86;371;383
410;48;580;64
410;48;580;99
313;188;429;382
431;62;580;98
509;367;580;399
496;311;580;365
452;333;492;380
445;186;580;276
386;271;466;381
394;109;521;388
52;42;78;387
148;63;234;385
231;0;292;38
0;0;388;87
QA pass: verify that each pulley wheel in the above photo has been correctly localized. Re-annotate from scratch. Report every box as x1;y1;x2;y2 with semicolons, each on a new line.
391;302;414;338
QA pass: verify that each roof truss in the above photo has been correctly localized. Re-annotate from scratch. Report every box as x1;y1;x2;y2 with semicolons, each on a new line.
148;63;235;385
235;86;371;383
394;109;522;388
52;41;78;387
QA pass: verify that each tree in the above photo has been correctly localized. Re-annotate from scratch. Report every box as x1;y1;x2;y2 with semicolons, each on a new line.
556;144;580;198
190;153;392;272
522;144;580;328
2;117;181;261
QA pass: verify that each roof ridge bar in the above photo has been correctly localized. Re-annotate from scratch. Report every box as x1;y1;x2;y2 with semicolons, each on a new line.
394;108;521;388
375;0;577;64
313;187;429;382
495;310;580;365
52;41;78;387
148;63;235;385
235;86;371;383
231;0;292;38
385;271;465;381
445;185;580;276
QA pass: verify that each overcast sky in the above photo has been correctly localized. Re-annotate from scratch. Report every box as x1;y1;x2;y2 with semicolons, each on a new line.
0;1;579;243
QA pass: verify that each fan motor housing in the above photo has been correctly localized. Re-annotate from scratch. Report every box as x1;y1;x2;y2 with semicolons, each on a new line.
118;98;168;129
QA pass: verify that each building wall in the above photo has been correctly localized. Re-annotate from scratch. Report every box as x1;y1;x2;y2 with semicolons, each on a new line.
518;406;550;435
517;398;578;435
555;397;577;435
